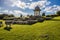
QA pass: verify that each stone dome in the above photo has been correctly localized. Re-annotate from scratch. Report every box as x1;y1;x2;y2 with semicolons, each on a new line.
34;6;41;11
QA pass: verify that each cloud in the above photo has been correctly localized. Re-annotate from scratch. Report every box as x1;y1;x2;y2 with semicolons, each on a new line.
29;0;32;1
0;9;28;17
0;7;1;10
57;6;60;11
0;10;9;14
44;5;60;14
0;13;3;14
5;0;27;9
3;0;60;15
12;1;27;9
28;0;51;9
5;0;51;10
29;1;45;9
3;10;9;13
13;10;28;15
8;10;28;17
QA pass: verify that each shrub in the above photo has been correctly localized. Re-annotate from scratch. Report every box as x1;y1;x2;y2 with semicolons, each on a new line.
4;27;12;31
4;25;12;31
0;22;3;27
37;18;44;22
42;13;45;16
46;15;51;17
27;20;37;25
57;11;60;16
45;17;52;20
51;15;59;17
5;20;12;25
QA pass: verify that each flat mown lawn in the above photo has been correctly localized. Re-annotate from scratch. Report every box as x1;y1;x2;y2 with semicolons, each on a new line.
0;17;60;40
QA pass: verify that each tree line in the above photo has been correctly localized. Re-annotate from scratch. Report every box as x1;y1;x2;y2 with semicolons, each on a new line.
0;11;60;19
0;14;14;19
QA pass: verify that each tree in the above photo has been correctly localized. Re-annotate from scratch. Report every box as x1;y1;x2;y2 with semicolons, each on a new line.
0;14;8;19
42;13;45;16
8;14;14;17
30;15;33;17
57;11;60;16
27;14;29;16
0;14;14;19
20;14;23;17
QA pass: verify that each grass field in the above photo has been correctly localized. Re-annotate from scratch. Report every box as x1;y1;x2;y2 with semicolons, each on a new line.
0;16;60;40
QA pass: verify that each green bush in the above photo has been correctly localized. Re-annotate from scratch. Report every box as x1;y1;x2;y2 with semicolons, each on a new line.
57;11;60;16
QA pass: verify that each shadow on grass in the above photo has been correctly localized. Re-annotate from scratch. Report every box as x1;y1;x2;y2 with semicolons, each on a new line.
40;34;55;40
13;21;44;25
0;37;4;40
4;27;12;31
50;19;60;21
15;33;55;40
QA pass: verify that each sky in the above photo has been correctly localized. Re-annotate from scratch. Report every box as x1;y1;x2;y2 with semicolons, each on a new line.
0;0;60;17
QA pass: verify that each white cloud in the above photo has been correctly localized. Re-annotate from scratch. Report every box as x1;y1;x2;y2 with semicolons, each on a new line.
3;0;60;15
5;0;51;10
0;9;28;17
29;2;37;9
13;10;28;15
8;10;28;17
12;1;27;9
12;10;28;17
3;10;9;13
0;13;3;14
29;0;32;1
6;0;27;9
46;1;51;5
0;7;9;14
0;7;1;9
44;5;60;14
57;6;60;10
29;0;50;9
0;10;9;14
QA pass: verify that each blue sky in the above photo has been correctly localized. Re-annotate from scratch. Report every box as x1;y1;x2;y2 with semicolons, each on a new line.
0;0;60;17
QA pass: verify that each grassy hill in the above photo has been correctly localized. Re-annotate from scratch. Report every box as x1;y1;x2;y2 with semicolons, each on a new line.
0;16;60;40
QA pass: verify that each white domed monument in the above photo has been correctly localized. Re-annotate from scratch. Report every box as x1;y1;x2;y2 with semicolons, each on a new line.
34;6;41;16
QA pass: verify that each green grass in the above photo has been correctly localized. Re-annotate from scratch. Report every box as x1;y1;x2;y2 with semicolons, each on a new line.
0;17;60;40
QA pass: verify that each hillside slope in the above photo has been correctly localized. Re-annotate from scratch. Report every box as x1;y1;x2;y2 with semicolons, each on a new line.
0;17;60;40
